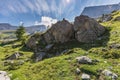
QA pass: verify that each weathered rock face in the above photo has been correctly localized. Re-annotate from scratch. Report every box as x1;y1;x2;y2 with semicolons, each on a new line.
26;36;38;50
74;15;105;43
43;19;74;44
0;71;10;80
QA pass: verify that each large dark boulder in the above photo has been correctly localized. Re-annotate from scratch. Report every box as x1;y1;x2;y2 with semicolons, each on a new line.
43;19;74;44
74;15;105;43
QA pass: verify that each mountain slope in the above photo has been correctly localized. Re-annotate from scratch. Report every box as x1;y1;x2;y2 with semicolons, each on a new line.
0;23;47;33
0;11;120;80
81;3;120;18
0;23;17;30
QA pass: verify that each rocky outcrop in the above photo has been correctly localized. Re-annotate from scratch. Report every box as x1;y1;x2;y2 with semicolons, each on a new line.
0;71;10;80
26;15;106;59
43;19;74;44
74;15;105;43
5;52;23;60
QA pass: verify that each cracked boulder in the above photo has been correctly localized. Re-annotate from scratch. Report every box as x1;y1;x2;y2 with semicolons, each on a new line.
74;15;105;43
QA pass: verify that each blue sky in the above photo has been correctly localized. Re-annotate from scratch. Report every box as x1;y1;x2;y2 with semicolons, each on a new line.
0;0;120;26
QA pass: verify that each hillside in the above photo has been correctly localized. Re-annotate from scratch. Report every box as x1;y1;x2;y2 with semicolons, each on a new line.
0;11;120;80
81;3;120;18
0;23;47;33
0;23;17;30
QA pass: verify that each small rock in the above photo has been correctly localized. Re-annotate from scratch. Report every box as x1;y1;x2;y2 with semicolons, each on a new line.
102;69;118;80
81;73;90;80
35;52;46;62
76;56;92;64
5;52;23;60
0;71;10;80
109;44;120;49
112;73;118;80
102;69;113;76
45;44;54;51
76;68;81;75
101;48;107;52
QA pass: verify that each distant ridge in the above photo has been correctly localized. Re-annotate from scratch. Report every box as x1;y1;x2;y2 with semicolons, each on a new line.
0;23;47;33
0;23;17;30
81;3;120;18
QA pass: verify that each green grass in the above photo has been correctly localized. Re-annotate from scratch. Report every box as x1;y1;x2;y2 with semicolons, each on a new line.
0;11;120;80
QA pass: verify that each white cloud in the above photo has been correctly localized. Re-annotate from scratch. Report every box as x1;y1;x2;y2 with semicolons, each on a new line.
66;0;71;3
2;0;75;16
34;16;57;27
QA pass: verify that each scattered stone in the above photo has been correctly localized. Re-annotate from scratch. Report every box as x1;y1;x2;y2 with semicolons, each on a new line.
76;68;81;75
101;48;107;52
76;56;92;64
45;44;54;51
109;43;120;49
81;73;90;80
34;52;46;62
112;73;118;80
0;71;10;80
74;15;105;43
102;69;113;76
102;69;118;80
5;52;23;60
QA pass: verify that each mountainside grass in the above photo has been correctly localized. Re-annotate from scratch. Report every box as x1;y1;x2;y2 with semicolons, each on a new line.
0;11;120;80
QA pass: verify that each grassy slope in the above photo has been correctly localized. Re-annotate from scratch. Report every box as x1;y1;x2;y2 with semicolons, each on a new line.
0;11;120;80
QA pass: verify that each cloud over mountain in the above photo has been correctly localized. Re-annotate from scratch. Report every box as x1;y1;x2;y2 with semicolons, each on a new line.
34;16;57;27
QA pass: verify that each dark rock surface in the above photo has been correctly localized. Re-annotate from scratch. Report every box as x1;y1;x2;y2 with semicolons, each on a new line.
43;19;74;44
74;15;105;43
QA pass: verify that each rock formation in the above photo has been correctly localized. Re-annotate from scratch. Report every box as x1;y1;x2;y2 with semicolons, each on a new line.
26;15;106;58
74;15;105;43
43;19;74;44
